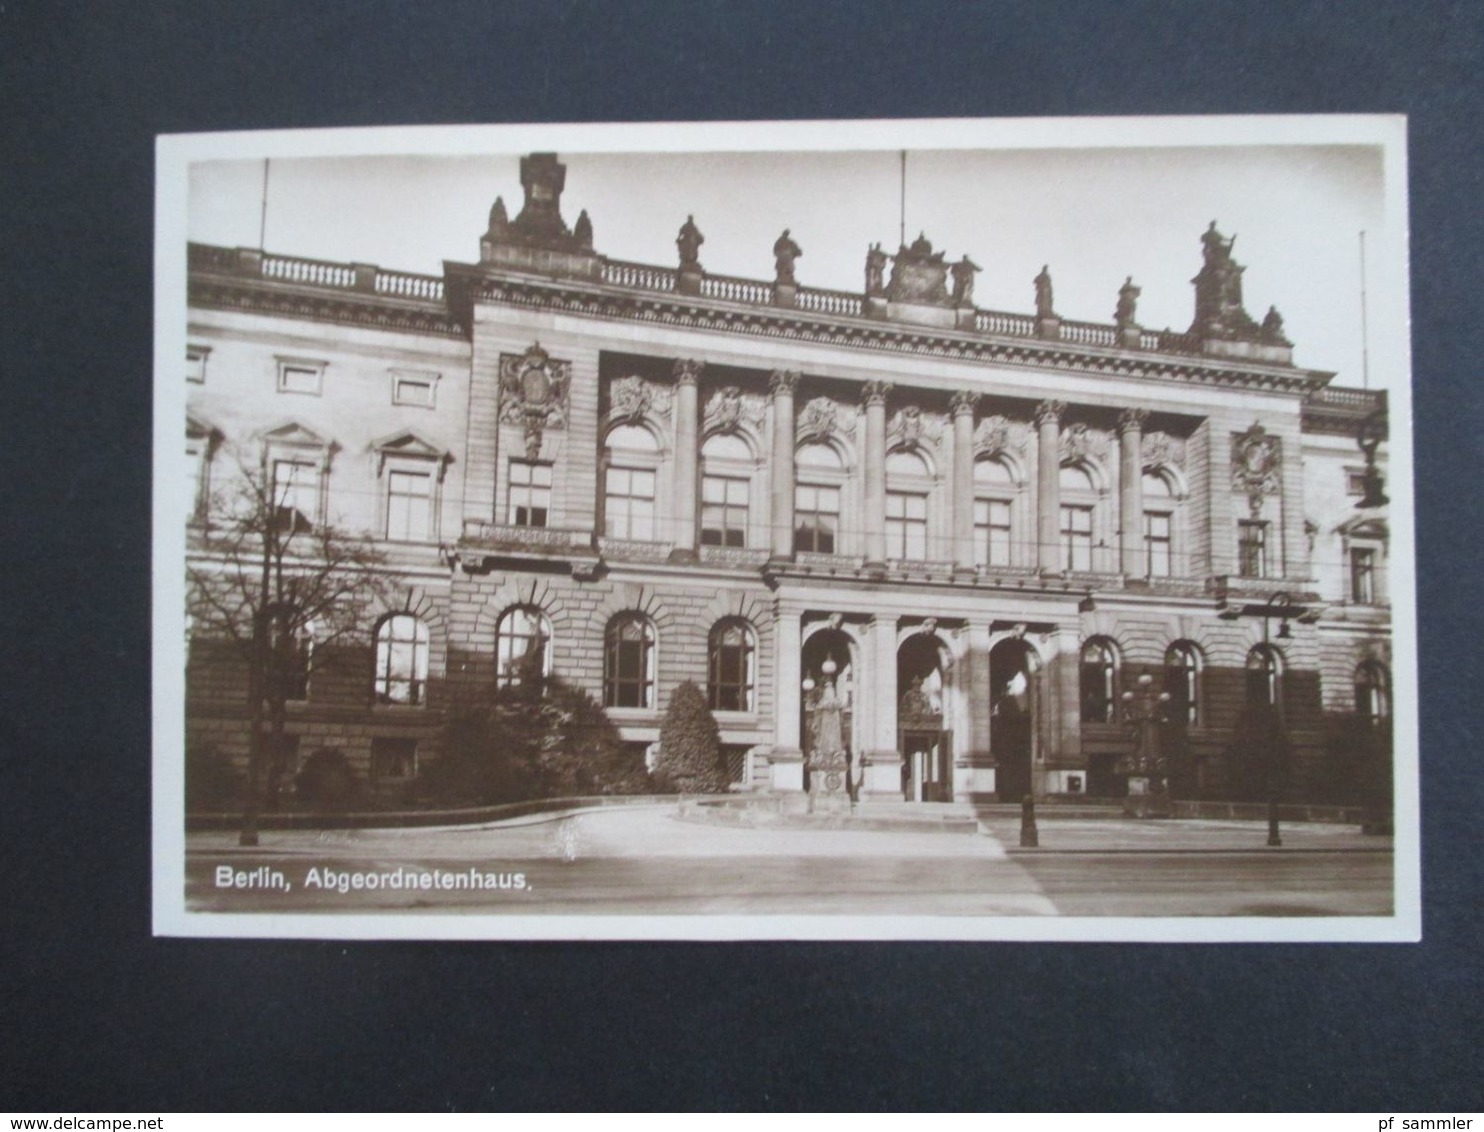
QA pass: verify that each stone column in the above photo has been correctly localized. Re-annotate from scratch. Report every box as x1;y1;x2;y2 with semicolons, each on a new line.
950;391;979;571
860;614;903;801
770;603;804;792
1119;407;1149;578
670;358;702;561
862;381;893;568
1034;400;1065;573
1050;623;1084;789
768;370;799;559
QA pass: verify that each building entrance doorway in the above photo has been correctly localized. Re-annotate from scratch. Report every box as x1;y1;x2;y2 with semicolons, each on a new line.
990;637;1039;801
898;632;952;802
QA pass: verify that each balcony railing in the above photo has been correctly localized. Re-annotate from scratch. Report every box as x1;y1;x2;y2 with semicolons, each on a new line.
188;244;445;302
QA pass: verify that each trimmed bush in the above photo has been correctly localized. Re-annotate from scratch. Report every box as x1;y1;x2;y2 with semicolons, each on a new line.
295;747;358;809
427;673;651;806
654;680;727;793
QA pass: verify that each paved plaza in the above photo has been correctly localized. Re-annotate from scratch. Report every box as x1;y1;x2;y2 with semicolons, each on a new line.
185;804;1394;918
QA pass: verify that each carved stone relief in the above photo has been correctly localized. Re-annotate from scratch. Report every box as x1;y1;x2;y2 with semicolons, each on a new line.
887;404;945;453
607;375;673;426
1059;422;1111;465
973;413;1031;460
1141;430;1187;470
796;396;857;445
703;385;766;435
499;345;571;458
1231;422;1283;516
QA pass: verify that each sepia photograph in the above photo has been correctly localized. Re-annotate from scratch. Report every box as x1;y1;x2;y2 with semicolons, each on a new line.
153;116;1416;941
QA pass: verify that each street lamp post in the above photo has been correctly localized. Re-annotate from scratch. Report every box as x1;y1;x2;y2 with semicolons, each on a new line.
1120;671;1172;817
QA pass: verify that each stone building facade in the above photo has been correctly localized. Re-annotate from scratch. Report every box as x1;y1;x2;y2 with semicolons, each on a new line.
183;153;1392;806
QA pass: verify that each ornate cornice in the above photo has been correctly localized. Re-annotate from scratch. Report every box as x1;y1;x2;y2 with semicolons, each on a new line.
189;278;462;339
452;270;1330;395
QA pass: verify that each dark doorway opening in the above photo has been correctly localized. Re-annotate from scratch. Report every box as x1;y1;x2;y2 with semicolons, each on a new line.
990;637;1037;801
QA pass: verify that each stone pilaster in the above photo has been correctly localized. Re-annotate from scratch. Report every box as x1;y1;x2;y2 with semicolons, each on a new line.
669;358;702;560
862;381;893;567
768;370;799;559
860;614;902;801
770;604;804;792
1119;407;1149;577
1034;400;1065;573
951;390;979;571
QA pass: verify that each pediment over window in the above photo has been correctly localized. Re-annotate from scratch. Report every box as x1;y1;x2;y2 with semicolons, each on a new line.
371;428;452;479
1335;514;1388;539
261;420;334;450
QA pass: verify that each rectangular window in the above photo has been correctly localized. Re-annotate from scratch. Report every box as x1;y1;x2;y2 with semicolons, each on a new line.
272;458;319;531
1351;546;1376;604
700;475;749;547
392;373;437;407
1237;520;1268;578
186;346;209;384
1144;511;1172;578
277;360;324;396
386;469;433;541
508;460;552;528
1060;505;1093;572
1346;469;1367;497
794;483;840;553
974;498;1012;567
605;466;656;540
886;491;928;560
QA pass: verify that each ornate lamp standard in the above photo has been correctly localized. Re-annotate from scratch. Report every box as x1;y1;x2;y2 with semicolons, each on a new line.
1119;671;1171;817
804;654;850;812
1220;590;1306;845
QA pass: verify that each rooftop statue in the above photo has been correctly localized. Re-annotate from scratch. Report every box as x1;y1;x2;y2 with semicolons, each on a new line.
1260;305;1292;346
1114;275;1141;329
865;242;889;297
885;232;950;305
677;215;705;270
950;255;981;307
486;196;509;236
773;228;802;285
1034;265;1057;320
573;209;593;249
1190;220;1260;340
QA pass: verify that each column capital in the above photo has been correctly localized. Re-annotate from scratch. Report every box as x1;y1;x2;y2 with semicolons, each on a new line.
673;358;704;385
1033;399;1065;428
1118;406;1151;435
768;369;800;398
950;390;981;418
861;380;894;407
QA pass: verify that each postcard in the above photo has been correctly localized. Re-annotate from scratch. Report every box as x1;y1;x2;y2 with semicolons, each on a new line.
154;116;1416;940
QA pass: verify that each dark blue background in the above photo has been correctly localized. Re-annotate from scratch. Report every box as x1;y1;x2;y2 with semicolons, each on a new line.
2;0;1479;1111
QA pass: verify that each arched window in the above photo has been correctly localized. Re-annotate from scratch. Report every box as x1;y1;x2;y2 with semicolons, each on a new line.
1060;464;1097;572
604;424;660;541
1163;641;1201;726
1080;637;1120;723
708;619;756;712
374;614;429;705
700;432;753;548
1355;660;1391;725
605;614;656;709
496;606;551;690
973;457;1015;567
1143;472;1174;578
885;449;932;561
1246;644;1284;709
795;442;844;553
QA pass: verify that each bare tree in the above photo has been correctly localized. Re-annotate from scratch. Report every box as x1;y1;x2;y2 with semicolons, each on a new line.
186;456;391;845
